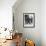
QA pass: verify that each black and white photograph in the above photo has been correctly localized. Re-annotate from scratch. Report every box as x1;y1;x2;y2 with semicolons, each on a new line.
23;13;35;28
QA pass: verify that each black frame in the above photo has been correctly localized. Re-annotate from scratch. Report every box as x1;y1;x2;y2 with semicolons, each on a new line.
23;13;35;28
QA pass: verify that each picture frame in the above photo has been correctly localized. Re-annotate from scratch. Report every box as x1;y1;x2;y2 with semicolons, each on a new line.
23;13;35;28
13;13;15;31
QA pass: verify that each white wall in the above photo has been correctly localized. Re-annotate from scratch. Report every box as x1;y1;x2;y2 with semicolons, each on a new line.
13;0;41;46
41;0;46;46
0;0;16;30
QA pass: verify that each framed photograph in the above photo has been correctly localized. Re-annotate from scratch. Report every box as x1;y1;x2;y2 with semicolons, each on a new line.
13;13;15;31
23;13;35;28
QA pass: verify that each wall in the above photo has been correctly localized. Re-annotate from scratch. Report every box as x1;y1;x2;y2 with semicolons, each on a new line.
0;0;16;30
41;0;46;46
13;0;41;46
